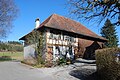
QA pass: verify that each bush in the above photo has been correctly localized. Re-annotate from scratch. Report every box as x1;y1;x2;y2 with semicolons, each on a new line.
95;48;120;80
21;59;37;66
58;58;67;65
45;61;53;67
0;56;12;61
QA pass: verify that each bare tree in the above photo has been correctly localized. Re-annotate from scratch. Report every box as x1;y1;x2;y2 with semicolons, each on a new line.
0;0;18;39
68;0;120;26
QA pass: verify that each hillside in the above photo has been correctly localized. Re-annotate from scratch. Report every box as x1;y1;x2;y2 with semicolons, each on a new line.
0;41;23;52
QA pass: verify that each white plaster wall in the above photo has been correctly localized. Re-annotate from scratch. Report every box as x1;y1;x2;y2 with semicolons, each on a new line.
24;44;36;59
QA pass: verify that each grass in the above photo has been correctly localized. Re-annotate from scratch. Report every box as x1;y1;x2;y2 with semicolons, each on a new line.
0;52;23;61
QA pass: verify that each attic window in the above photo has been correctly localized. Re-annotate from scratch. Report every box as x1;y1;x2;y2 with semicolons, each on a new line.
49;33;53;39
53;34;58;40
64;35;69;41
58;34;61;39
49;30;61;40
70;37;74;42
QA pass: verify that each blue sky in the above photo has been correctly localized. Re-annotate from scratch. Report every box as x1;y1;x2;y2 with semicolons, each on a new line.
6;0;120;45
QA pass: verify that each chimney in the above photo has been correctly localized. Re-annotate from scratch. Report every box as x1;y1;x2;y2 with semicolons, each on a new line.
35;18;40;29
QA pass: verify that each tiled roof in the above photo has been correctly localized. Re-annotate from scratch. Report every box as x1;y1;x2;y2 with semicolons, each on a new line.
19;14;107;42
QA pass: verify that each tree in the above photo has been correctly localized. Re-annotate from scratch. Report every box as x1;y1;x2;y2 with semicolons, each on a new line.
0;0;18;39
101;19;119;47
0;41;23;51
8;41;22;45
68;0;120;26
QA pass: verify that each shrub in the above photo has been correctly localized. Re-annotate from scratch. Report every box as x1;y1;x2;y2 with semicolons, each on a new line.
45;61;53;67
0;56;12;61
21;59;37;66
58;58;67;65
95;48;120;80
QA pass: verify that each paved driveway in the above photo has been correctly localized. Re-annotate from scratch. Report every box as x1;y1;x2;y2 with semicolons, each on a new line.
0;61;54;80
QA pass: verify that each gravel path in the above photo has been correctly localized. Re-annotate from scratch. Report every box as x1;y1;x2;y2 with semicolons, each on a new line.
0;61;54;80
0;59;96;80
38;58;97;80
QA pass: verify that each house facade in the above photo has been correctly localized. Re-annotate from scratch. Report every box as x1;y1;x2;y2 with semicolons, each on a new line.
20;14;107;64
45;28;79;62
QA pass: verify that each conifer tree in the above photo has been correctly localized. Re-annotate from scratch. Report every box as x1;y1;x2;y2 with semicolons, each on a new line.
101;19;119;47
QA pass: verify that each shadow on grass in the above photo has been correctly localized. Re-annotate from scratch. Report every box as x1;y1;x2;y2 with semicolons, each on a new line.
0;56;13;61
69;68;100;80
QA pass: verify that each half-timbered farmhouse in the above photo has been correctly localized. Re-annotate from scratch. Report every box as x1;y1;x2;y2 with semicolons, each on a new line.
19;14;107;63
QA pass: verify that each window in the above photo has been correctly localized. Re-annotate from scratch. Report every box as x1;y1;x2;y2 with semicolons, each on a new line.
49;33;53;39
64;35;69;41
53;34;58;40
70;37;74;42
58;34;61;40
49;30;61;40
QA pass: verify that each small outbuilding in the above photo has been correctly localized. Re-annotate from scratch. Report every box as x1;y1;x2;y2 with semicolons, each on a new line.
19;14;107;64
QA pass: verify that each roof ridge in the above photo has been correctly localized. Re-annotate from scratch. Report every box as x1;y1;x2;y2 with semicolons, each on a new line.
51;14;98;34
36;14;54;29
44;14;55;27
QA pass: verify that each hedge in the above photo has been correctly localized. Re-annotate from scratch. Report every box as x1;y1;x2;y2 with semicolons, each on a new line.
95;48;120;80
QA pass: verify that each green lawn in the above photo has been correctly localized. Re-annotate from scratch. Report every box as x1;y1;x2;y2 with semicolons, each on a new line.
0;52;23;61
